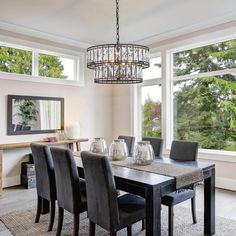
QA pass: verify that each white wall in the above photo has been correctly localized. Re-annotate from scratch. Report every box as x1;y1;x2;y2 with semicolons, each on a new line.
0;67;113;187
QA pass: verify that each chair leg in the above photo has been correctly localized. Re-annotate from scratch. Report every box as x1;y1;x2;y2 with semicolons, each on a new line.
73;212;80;236
127;225;132;236
110;232;116;236
35;195;42;223
141;219;145;230
89;220;96;236
48;200;55;231
56;207;64;236
168;206;174;236
191;197;197;224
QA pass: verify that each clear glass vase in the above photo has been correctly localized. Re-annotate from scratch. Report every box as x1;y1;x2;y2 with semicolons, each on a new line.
109;139;128;161
134;141;154;165
89;137;108;155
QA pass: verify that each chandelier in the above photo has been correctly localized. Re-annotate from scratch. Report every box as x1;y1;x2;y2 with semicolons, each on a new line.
87;0;150;84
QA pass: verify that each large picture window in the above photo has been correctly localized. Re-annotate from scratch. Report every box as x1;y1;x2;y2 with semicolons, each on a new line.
172;39;236;151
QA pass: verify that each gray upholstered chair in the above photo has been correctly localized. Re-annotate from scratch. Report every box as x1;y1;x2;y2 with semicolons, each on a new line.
50;147;87;236
30;143;57;231
142;137;163;159
81;151;145;236
161;140;198;236
118;135;135;157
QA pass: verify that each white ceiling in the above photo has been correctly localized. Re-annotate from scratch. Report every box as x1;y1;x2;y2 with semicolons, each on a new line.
0;0;236;47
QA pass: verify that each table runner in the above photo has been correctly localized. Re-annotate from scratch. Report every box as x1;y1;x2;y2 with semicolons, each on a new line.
74;154;203;189
111;158;203;189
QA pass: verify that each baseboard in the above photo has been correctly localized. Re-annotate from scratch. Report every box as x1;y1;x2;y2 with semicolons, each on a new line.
3;176;20;188
216;177;236;191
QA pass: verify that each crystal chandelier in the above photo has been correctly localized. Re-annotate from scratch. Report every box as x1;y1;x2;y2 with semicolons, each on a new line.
87;0;150;84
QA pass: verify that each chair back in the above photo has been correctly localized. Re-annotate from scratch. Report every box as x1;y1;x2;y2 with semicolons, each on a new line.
118;135;135;156
30;143;56;201
81;151;119;231
142;137;163;158
50;147;81;213
170;140;198;161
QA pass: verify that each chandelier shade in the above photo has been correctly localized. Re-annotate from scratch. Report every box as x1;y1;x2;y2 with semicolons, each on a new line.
86;0;150;84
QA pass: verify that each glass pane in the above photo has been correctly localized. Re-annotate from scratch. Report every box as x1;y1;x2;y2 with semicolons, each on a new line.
173;39;236;77
39;54;75;80
173;74;236;151
0;46;32;75
142;85;162;138
143;57;161;80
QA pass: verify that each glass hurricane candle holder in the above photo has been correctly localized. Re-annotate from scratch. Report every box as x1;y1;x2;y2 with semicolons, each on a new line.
109;139;128;161
89;137;108;155
134;141;154;165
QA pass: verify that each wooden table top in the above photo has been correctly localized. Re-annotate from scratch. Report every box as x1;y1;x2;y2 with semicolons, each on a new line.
0;138;89;150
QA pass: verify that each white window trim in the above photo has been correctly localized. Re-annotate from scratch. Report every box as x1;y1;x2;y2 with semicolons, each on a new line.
133;33;236;162
0;40;85;86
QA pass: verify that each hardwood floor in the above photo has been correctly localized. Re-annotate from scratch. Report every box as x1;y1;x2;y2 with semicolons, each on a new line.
0;185;236;235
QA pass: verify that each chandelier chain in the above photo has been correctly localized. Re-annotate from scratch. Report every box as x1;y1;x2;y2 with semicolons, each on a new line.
116;0;119;44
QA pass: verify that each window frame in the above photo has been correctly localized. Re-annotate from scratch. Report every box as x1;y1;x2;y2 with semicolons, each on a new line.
135;53;163;141
0;40;84;86
134;34;236;158
170;38;236;155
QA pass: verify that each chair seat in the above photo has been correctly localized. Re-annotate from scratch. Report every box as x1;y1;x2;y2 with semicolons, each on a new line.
118;194;145;228
162;189;195;206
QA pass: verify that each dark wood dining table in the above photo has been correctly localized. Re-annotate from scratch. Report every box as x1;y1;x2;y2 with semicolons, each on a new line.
41;156;215;236
76;157;215;236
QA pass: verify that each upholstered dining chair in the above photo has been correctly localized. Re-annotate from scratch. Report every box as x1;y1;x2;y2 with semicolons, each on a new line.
30;143;57;231
50;147;87;236
142;137;163;159
161;140;199;236
81;151;145;236
118;135;135;157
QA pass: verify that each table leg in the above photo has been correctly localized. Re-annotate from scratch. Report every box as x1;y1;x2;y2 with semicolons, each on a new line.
41;198;50;214
145;187;161;236
204;167;215;235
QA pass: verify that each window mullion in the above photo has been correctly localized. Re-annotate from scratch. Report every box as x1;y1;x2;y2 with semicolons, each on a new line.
32;50;39;77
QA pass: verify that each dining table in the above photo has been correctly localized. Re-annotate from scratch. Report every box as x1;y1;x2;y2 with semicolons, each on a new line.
40;155;215;236
76;156;215;236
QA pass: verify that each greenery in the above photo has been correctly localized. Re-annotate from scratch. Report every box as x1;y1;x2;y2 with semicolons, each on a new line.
0;46;67;79
142;39;236;151
142;96;161;138
39;54;67;79
15;99;39;126
0;46;32;74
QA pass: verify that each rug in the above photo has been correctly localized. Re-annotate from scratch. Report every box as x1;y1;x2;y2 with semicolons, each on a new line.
1;206;236;236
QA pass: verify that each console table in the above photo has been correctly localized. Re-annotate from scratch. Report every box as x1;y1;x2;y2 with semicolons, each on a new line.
0;138;89;195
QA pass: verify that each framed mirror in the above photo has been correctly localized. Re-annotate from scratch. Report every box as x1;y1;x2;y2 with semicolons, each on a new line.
7;95;64;135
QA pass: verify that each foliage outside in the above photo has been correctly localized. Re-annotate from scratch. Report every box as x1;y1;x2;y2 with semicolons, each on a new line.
142;39;236;151
0;46;67;79
142;96;161;138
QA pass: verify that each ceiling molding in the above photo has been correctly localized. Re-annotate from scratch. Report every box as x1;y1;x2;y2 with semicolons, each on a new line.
136;11;236;46
0;21;91;49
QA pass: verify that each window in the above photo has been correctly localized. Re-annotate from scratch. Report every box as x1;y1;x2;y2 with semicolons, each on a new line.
138;56;162;139
0;42;81;83
172;39;236;151
0;46;32;75
142;84;162;138
38;54;75;80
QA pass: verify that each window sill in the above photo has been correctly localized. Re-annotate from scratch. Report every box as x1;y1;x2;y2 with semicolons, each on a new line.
163;148;236;163
0;71;84;86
